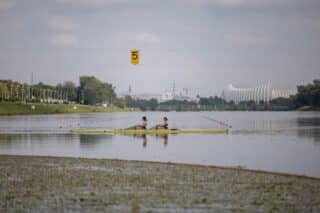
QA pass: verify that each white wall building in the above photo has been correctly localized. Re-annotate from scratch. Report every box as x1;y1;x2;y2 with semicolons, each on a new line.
222;84;297;104
161;92;173;102
271;89;297;99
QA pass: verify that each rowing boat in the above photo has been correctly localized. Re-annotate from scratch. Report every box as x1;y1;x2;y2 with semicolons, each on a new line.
70;129;228;135
70;129;228;134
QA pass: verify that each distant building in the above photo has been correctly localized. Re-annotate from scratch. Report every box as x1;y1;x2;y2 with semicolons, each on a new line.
161;92;173;102
120;90;199;103
120;84;199;103
271;88;297;99
222;84;297;104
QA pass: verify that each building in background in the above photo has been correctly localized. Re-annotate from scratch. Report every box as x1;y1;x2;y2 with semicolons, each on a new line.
135;93;162;102
161;91;173;102
221;84;297;104
120;87;199;103
271;88;297;99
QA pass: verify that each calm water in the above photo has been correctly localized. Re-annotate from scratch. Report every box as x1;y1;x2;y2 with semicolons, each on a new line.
0;111;320;177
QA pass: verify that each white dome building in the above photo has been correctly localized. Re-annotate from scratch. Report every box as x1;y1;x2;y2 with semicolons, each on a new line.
222;84;296;104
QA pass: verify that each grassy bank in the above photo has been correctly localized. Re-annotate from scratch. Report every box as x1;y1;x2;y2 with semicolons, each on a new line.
0;102;133;116
0;155;319;212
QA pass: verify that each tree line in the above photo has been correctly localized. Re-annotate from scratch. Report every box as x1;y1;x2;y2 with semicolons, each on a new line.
295;80;320;108
0;76;117;106
1;77;319;110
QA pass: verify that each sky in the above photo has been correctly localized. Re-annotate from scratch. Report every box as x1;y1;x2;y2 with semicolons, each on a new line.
0;0;319;96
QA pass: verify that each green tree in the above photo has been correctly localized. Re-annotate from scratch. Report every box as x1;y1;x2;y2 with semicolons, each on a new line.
78;76;116;105
296;80;320;107
114;97;126;108
62;81;77;102
0;82;9;101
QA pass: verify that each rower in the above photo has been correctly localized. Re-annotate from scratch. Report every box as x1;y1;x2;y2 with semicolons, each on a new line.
152;117;169;129
126;116;148;129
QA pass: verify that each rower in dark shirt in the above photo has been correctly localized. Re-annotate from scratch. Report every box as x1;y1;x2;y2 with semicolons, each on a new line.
153;117;168;129
126;116;148;129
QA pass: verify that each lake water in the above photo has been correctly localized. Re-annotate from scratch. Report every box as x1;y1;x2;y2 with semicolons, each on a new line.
0;111;320;177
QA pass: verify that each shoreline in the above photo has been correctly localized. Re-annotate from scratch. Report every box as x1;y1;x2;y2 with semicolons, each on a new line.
1;102;319;116
1;154;320;211
0;102;135;116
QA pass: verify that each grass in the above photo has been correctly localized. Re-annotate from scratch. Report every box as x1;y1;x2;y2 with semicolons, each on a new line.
0;102;133;116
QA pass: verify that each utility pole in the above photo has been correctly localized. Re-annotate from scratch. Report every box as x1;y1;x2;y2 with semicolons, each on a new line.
129;85;132;96
31;72;34;85
10;84;13;101
21;85;24;102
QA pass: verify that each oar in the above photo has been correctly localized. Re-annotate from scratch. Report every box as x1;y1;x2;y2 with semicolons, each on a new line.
201;116;232;129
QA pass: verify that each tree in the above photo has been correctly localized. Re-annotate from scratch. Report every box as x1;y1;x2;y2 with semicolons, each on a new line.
0;82;9;101
124;96;158;110
114;97;126;108
296;79;320;107
78;76;116;105
62;81;77;102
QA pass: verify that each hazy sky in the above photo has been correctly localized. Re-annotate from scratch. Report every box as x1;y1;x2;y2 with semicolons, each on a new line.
0;0;319;96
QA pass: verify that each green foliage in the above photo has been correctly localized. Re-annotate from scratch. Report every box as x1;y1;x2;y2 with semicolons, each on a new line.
0;82;9;100
159;100;198;111
296;79;320;107
0;80;72;103
78;76;116;105
125;96;158;111
1;76;119;108
198;96;229;110
62;81;77;102
114;97;126;108
0;102;127;115
270;97;296;110
199;96;226;106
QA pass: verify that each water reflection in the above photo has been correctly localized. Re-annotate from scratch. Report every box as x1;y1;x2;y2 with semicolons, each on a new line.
228;113;320;142
130;134;169;148
154;134;169;147
0;134;80;156
296;117;320;127
0;133;76;144
296;128;320;142
293;117;320;141
79;134;113;147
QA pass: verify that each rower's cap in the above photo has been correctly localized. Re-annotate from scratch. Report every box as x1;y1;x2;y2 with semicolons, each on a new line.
142;116;147;121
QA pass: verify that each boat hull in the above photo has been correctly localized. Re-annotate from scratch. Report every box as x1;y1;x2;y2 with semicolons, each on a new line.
70;129;228;135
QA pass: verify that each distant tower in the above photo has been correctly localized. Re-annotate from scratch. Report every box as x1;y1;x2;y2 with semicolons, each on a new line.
128;85;133;96
172;81;176;95
221;90;225;99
